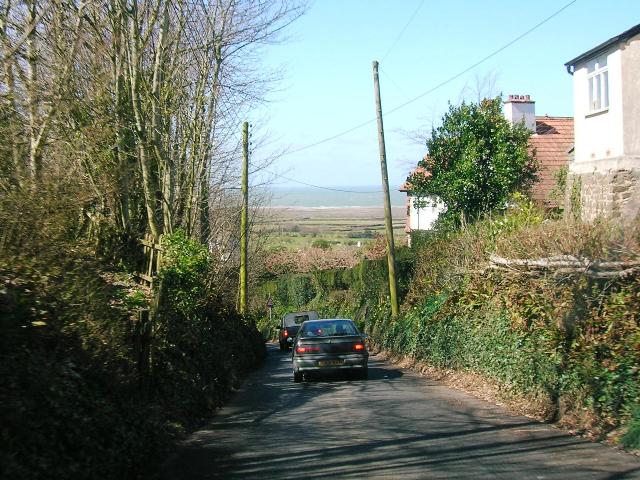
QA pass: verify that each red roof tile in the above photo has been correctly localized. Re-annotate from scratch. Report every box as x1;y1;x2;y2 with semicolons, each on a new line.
400;165;430;192
529;116;574;207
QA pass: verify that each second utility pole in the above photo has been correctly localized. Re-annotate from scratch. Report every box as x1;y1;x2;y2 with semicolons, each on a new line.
372;60;399;318
239;121;249;315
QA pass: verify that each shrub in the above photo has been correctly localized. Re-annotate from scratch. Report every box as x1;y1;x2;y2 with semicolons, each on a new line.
160;230;210;317
622;406;640;450
408;97;537;222
311;239;331;250
153;231;265;417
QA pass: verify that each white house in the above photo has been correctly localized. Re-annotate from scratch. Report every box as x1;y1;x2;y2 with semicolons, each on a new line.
399;165;445;245
401;96;574;243
565;23;640;221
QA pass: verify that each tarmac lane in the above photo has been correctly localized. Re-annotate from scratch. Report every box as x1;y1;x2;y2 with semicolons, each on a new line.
162;344;640;479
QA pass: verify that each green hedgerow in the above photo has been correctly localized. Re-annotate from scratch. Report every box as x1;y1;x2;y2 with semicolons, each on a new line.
623;406;640;449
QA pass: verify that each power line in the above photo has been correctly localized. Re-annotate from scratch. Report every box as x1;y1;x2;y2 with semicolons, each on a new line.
381;0;427;63
266;170;382;193
380;66;409;100
281;117;376;157
384;0;578;117
276;0;577;160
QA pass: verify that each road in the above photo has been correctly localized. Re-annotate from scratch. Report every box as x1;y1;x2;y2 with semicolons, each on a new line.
163;344;640;479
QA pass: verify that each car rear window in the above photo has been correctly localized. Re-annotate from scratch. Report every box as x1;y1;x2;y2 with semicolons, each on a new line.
292;315;308;324
301;320;358;337
284;312;318;326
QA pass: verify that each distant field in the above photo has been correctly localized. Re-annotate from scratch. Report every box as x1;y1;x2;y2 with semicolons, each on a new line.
257;206;406;250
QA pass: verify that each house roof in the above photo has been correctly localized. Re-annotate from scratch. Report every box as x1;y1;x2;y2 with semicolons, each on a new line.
399;165;430;192
529;116;574;206
400;117;574;207
565;23;640;71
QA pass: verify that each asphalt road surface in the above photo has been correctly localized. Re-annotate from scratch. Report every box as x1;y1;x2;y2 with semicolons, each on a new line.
163;344;640;479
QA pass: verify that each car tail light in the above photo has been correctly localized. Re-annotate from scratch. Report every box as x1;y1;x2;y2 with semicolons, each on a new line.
284;330;288;337
354;343;365;351
296;346;321;354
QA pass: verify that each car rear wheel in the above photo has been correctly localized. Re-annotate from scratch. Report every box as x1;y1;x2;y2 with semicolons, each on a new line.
293;370;303;383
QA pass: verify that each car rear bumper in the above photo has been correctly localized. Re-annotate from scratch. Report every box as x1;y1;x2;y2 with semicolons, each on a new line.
293;353;368;372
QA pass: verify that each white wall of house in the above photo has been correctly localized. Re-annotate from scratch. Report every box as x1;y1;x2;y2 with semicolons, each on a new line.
570;47;623;171
622;37;640;157
408;196;444;231
566;30;640;222
570;36;640;174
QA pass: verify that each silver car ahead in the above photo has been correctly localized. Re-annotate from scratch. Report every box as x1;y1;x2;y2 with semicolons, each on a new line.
292;319;368;382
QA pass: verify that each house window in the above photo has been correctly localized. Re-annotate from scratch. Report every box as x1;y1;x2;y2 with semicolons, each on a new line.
587;56;609;113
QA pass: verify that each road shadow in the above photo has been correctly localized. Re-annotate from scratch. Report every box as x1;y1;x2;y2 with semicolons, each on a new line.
162;344;640;480
169;413;640;480
300;365;403;383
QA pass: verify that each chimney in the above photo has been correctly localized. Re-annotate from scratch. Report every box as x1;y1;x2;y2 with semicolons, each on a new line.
504;94;536;132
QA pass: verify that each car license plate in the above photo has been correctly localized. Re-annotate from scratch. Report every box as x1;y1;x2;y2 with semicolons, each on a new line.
318;360;344;367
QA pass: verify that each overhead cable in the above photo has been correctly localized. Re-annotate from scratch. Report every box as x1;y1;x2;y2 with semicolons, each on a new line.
266;170;382;194
277;0;578;159
381;0;427;62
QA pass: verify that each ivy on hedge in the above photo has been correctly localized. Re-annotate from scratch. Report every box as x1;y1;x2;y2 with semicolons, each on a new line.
256;214;640;447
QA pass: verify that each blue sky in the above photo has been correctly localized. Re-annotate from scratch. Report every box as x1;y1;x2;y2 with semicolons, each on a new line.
253;0;639;190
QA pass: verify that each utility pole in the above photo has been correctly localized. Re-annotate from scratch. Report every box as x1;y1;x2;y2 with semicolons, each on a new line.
239;121;249;315
372;61;399;318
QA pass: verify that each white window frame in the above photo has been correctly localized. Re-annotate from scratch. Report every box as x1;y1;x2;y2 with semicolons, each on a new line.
587;57;609;114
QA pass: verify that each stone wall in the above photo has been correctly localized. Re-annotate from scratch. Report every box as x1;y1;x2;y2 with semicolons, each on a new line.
566;168;640;222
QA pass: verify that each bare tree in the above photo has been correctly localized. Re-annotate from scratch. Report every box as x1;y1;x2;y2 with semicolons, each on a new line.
458;69;501;104
1;0;305;245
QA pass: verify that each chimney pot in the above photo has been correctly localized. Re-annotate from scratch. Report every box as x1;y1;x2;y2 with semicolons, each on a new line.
503;94;536;132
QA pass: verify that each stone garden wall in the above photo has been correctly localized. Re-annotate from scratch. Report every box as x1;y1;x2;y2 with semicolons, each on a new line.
566;163;640;222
